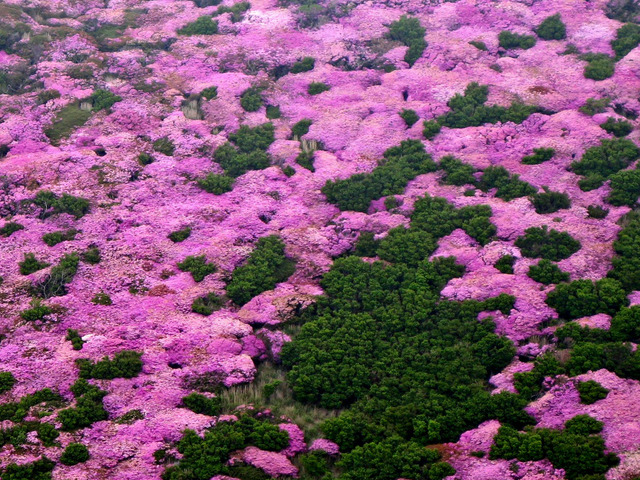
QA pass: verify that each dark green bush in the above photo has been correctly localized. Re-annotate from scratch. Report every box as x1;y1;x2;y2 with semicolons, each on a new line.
527;259;569;284
322;140;436;212
182;392;221;416
33;190;90;218
265;105;281;119
213;1;250;22
583;53;615;81
498;31;536;49
168;226;191;243
282;165;296;177
20;298;53;322
228;123;275;153
291;56;315;73
76;350;143;379
439;155;476;186
577;380;609;404
522;148;555;165
308;82;330;95
88;89;121;111
91;292;112;305
0;456;55;480
201;86;218;100
18;253;49;275
587;205;609;218
515;225;581;261
495;255;515;274
138;152;154;165
191;292;223;315
571;138;640;191
399;109;419;127
37;89;60;104
607;169;640;206
546;278;628;319
606;0;640;22
611;23;640;60
178;16;219;35
32;252;80;298
296;150;315;172
0;371;15;394
58;379;108;431
469;40;487;51
477;166;537;201
177;255;217;282
42;228;78;246
422;119;441;140
387;16;427;66
0;221;24;237
580;97;610;116
44;103;92;145
60;443;90;466
601;117;633;137
66;329;84;350
240;87;263;112
197;173;235;194
226;235;295;305
536;14;566;40
67;65;93;80
608;217;640;291
291;119;312;138
376;227;437;267
610;306;640;342
153;137;175;156
530;189;571;214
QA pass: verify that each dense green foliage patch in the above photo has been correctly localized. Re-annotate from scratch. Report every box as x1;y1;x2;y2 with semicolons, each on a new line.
76;350;143;379
515;226;581;261
387;15;427;66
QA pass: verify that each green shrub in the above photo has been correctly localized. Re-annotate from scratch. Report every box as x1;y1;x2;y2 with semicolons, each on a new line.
576;380;609;404
115;409;144;424
530;189;571;214
0;371;15;394
607;169;640;206
499;31;536;49
291;56;315;73
606;0;640;22
67;65;93;80
18;253;49;275
610;306;640;342
191;292;223;315
608;217;640;291
37;89;60;104
376;227;437;267
240;87;263;112
291;119;312;138
201;86;218;100
91;292;112;305
296;151;315;172
580;97;610;116
522;148;555;165
213;1;250;22
536;14;566;40
265;105;281;119
42;228;78;246
587;205;609;219
546;278;628;319
138;152;154;165
82;247;101;264
495;255;515;274
422;119;441;139
477;166;537;201
601;117;633;137
65;329;84;350
515;225;581;261
182;392;221;416
0;456;55;480
33;190;90;218
228;123;275;153
527;259;569;284
387;15;427;66
153;137;175;156
178;16;219;35
44;103;92;145
197;173;234;194
60;443;90;466
32;253;80;298
168;226;191;243
20;298;53;322
76;350;143;379
226;235;295;305
611;23;640;60
308;82;330;95
322;140;437;212
0;221;24;237
469;40;487;51
58;379;108;431
399;109;419;127
177;255;217;282
88;89;121;111
439;155;476;186
282;165;295;177
571;138;640;190
36;423;59;447
583;54;615;81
